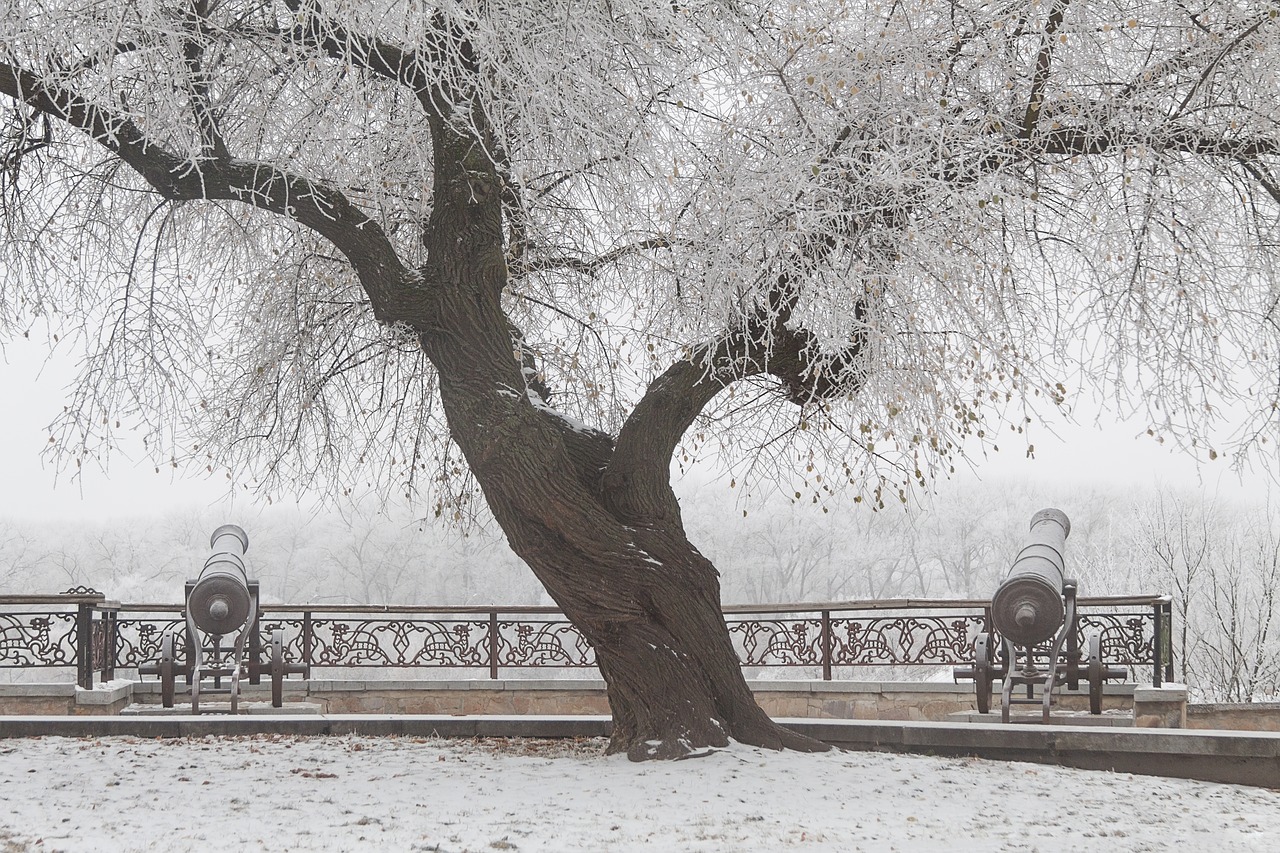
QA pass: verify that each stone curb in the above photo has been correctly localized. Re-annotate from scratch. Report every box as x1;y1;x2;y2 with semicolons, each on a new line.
783;717;1280;789
0;715;1273;789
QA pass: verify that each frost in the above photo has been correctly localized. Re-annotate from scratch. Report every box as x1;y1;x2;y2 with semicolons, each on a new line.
4;0;1277;511
628;544;664;568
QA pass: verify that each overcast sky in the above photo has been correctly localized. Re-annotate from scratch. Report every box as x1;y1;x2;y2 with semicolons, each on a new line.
0;336;233;520
0;332;1273;521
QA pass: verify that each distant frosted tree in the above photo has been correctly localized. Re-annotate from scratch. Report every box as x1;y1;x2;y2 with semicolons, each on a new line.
3;1;1278;756
1139;491;1280;701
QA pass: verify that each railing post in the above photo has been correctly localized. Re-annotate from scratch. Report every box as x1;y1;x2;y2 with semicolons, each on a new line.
302;611;313;674
75;602;94;689
820;610;832;681
488;610;499;679
1065;598;1081;691
1152;600;1164;688
1163;600;1174;685
248;593;263;685
103;607;117;683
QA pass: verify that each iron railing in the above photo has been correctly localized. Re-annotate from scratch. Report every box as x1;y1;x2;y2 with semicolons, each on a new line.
0;590;119;688
1;593;1175;688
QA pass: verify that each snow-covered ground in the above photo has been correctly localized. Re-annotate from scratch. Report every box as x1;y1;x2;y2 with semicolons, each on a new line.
1;735;1277;851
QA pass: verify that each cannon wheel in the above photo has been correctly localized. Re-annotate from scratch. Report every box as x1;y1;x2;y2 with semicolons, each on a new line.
159;632;176;709
974;633;995;715
271;629;285;708
1087;634;1106;715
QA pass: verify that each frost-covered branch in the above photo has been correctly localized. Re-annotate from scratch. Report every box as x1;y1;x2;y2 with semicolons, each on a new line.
0;60;416;322
285;0;433;84
1022;0;1071;138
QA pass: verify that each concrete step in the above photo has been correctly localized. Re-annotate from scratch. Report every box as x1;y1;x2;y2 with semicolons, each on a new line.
121;701;324;716
947;710;1132;726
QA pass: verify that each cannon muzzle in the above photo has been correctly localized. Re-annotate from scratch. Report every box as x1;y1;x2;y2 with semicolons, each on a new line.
188;524;252;635
991;508;1071;646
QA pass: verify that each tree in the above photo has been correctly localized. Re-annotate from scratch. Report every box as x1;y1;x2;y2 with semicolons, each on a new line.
1138;490;1280;700
1141;490;1214;685
3;1;1278;757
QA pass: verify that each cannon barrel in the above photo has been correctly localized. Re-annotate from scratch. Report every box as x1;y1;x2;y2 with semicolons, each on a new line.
187;524;252;635
991;508;1071;646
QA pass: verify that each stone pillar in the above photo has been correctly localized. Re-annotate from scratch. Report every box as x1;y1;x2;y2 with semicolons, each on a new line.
1132;684;1188;728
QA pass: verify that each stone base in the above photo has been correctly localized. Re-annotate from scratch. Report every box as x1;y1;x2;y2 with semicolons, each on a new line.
0;678;1140;723
121;701;323;716
948;709;1132;726
1132;684;1189;728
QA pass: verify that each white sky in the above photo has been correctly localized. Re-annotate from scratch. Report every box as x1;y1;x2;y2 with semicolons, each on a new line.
0;334;1273;521
1;733;1277;851
0;337;233;520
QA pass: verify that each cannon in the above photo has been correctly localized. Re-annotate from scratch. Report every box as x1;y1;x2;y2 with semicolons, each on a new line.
954;509;1127;722
140;524;305;712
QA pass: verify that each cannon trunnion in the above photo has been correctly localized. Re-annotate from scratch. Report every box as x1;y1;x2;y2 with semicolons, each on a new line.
954;509;1127;722
140;524;306;712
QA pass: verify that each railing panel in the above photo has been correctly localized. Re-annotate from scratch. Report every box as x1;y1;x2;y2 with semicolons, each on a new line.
0;595;1173;685
114;617;186;669
262;616;492;668
727;617;822;666
832;614;989;666
1076;608;1159;681
0;611;78;667
496;619;594;668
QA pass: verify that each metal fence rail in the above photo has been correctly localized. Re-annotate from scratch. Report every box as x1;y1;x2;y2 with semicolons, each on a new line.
0;592;1174;688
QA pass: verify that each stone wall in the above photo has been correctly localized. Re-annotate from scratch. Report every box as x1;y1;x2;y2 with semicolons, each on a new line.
31;679;1279;728
0;682;132;716
1188;702;1280;732
116;678;1135;720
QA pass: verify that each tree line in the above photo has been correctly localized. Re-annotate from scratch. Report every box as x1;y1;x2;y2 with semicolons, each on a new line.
3;476;1275;701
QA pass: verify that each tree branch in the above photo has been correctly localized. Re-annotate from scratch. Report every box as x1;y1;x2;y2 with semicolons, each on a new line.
1237;159;1280;207
281;0;478;126
1022;0;1071;139
514;237;674;278
1037;124;1280;160
0;60;420;324
602;315;867;526
182;0;230;161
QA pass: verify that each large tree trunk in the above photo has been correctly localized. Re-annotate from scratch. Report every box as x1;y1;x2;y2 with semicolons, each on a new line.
489;495;823;760
405;120;828;759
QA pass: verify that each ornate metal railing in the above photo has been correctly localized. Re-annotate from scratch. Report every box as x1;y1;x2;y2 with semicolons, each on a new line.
725;597;1174;686
0;590;119;688
0;594;1174;687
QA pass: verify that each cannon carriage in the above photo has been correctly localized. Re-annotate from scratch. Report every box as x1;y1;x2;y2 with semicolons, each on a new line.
140;524;306;712
954;508;1128;722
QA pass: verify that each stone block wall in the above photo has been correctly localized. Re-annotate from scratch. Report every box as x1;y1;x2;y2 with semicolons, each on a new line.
0;682;133;716
1188;702;1280;732
29;678;1280;731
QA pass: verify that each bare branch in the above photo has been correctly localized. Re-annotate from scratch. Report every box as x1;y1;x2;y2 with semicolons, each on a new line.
603;314;867;525
1022;0;1071;139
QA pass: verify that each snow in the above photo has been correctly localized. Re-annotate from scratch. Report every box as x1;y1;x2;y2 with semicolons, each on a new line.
524;388;600;436
80;679;135;692
1;735;1278;851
